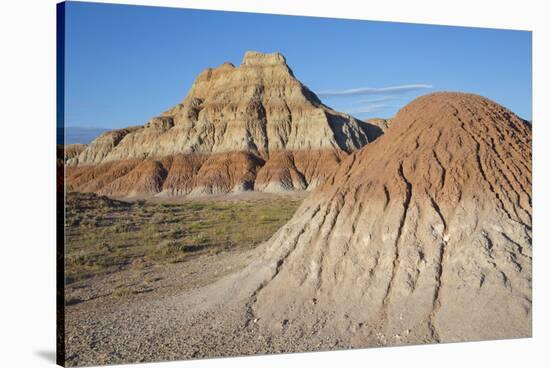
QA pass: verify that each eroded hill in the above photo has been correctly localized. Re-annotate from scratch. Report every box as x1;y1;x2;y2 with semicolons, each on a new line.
66;51;378;197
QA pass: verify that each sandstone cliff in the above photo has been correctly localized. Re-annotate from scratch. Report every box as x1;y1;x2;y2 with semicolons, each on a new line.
67;51;370;197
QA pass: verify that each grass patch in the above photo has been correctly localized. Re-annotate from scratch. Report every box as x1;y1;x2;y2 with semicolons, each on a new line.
112;285;137;297
64;192;302;284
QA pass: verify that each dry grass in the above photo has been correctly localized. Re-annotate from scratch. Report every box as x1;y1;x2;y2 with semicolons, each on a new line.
64;192;302;285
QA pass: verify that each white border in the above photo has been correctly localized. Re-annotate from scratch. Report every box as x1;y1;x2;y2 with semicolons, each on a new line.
1;1;548;367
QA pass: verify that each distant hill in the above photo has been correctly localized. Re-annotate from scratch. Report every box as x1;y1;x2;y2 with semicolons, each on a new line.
58;126;108;144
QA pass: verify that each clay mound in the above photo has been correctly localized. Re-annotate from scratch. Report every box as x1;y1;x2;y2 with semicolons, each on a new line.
159;154;207;196
190;151;264;195
66;160;141;193
214;92;531;347
66;51;372;196
99;160;168;197
255;149;346;192
255;151;308;192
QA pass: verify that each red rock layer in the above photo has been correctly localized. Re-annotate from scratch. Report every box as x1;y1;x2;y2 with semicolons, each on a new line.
66;160;141;193
159;154;206;196
65;149;342;197
255;150;345;192
188;151;264;195
255;151;307;192
98;160;168;197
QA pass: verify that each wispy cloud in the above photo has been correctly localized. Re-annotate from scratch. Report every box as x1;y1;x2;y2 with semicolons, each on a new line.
358;96;400;104
317;84;432;97
347;104;394;115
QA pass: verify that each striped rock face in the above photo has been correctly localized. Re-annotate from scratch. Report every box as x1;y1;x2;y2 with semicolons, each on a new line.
210;92;531;347
66;51;375;197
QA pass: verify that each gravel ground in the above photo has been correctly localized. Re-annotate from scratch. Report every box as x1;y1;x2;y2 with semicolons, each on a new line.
64;241;353;367
64;247;256;366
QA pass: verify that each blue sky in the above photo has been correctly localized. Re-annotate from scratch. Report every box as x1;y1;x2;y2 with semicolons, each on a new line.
63;1;532;130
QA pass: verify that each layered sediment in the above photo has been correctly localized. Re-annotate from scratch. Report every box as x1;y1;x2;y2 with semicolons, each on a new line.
66;51;370;197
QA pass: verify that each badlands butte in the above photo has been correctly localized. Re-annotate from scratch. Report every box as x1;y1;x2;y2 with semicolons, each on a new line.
64;51;531;364
66;51;377;197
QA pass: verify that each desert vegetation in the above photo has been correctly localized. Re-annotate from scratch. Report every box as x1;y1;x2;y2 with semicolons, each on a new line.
64;192;302;286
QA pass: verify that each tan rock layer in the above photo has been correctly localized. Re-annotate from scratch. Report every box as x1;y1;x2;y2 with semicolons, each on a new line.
69;126;142;165
362;118;393;141
63;144;87;161
68;51;369;168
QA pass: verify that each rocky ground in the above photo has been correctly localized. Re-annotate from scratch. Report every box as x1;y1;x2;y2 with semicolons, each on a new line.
64;239;367;367
63;192;306;366
65;245;257;366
